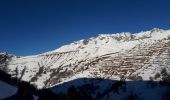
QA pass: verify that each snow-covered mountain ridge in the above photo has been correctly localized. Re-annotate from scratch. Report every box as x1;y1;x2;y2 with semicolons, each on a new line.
0;28;170;89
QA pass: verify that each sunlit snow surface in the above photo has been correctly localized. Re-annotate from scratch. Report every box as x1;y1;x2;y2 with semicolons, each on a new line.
3;28;170;89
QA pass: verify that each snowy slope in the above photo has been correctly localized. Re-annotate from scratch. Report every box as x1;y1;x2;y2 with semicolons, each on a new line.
0;28;170;90
0;81;17;99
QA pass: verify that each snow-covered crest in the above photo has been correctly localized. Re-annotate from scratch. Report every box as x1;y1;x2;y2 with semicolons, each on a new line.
50;28;169;53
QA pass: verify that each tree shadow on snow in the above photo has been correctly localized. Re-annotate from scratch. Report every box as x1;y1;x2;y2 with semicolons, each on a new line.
0;70;170;100
1;77;170;100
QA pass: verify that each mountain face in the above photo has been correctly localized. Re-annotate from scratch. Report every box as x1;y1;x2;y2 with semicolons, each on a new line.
0;28;170;100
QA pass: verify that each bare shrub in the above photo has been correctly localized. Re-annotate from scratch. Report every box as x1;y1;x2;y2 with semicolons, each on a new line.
128;75;143;81
154;72;161;80
161;68;170;83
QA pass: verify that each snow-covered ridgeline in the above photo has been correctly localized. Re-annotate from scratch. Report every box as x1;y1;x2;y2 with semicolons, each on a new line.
1;28;170;89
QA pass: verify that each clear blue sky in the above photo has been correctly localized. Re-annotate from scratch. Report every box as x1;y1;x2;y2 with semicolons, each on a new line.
0;0;170;56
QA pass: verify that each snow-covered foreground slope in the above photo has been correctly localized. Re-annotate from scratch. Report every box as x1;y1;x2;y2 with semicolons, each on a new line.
0;81;17;99
49;78;170;100
0;28;170;89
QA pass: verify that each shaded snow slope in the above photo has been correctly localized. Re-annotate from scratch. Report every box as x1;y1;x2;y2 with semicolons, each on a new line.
50;78;170;100
0;81;17;99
